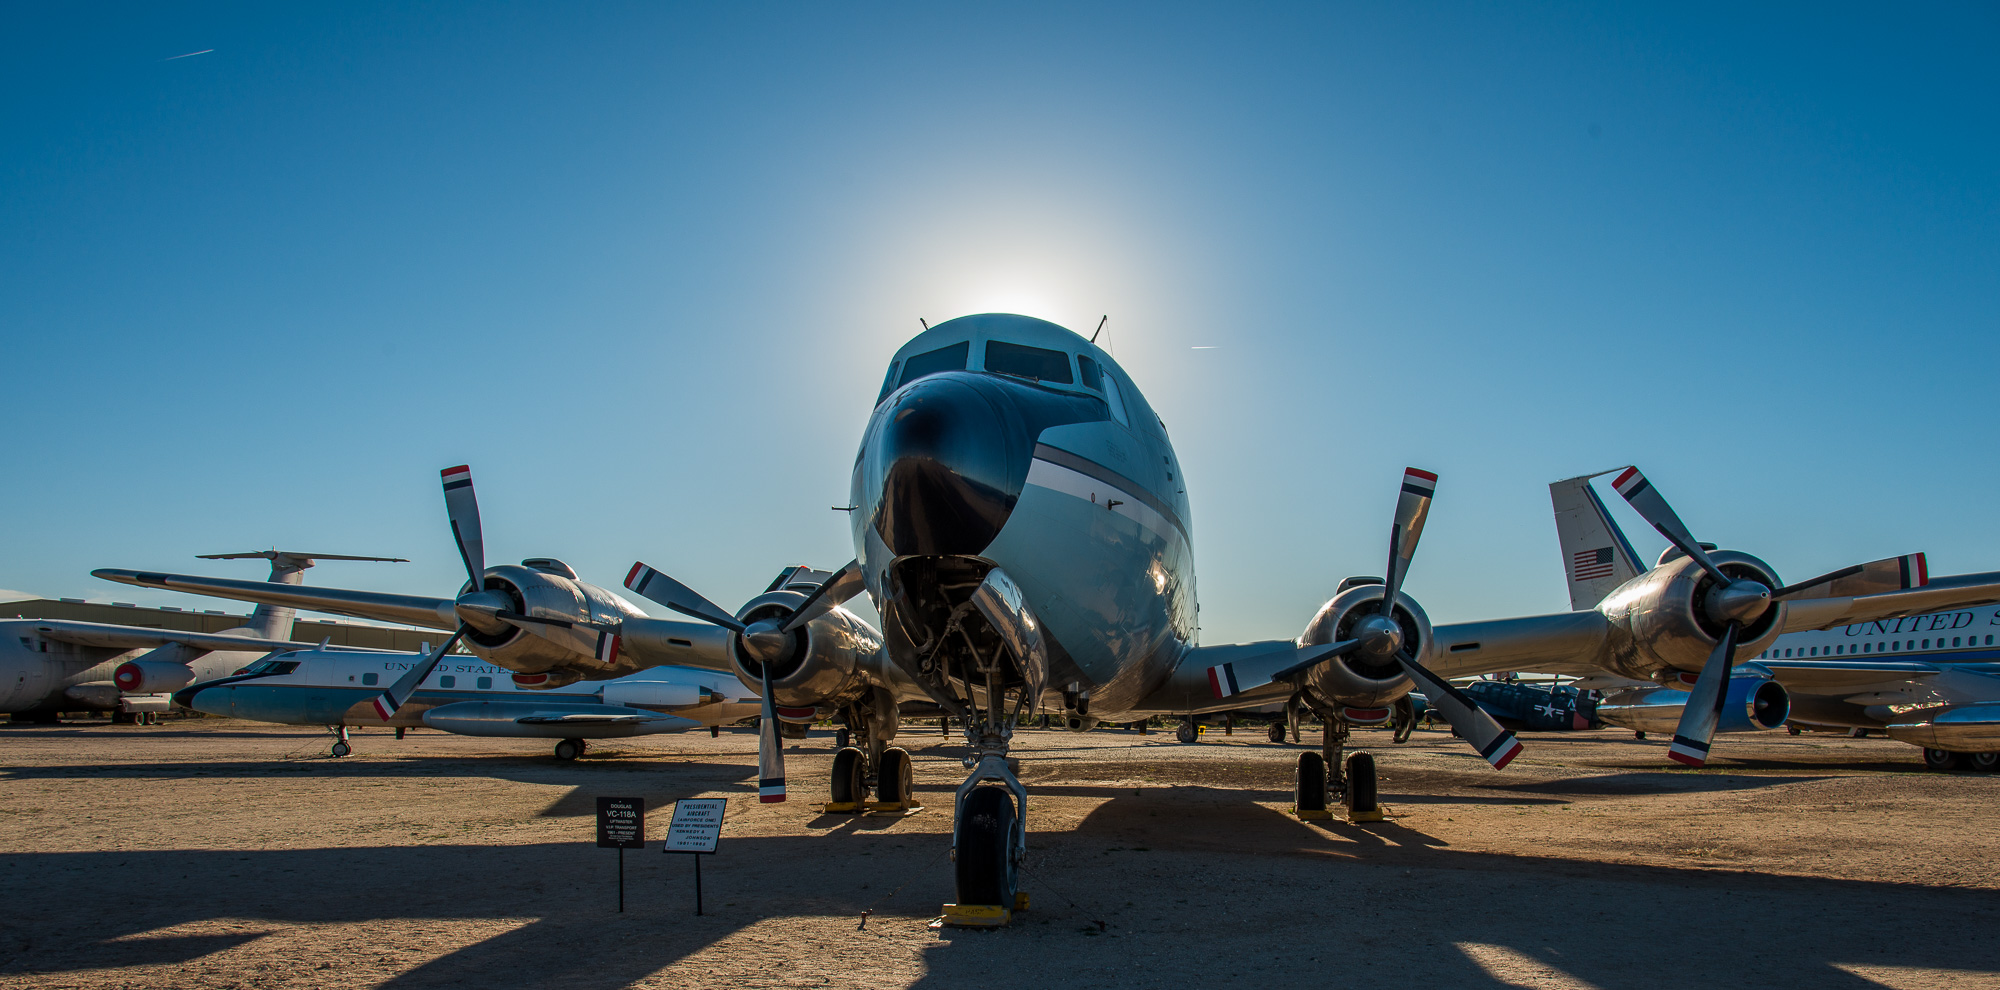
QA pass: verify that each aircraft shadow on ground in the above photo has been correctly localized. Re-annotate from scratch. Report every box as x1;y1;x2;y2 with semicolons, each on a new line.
6;810;1997;990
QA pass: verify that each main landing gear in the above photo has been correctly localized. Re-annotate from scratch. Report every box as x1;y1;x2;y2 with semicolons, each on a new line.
553;738;587;761
824;698;917;813
1925;748;2000;772
1291;707;1384;822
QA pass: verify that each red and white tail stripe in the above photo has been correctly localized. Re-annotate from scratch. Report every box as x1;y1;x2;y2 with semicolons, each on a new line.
1667;735;1710;768
1208;663;1243;699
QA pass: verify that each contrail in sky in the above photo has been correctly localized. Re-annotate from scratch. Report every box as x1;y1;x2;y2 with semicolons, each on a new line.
161;49;214;61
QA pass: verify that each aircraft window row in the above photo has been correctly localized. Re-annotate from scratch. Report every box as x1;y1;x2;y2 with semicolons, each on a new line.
440;675;456;688
1756;634;1996;659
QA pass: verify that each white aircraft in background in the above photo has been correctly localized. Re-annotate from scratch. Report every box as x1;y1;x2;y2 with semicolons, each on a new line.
1549;470;2000;770
1;552;404;722
175;648;760;759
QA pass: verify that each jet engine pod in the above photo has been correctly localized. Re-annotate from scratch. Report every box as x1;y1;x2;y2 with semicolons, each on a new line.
727;590;879;710
114;660;196;695
1296;582;1431;709
1597;550;1786;681
1597;672;1790;735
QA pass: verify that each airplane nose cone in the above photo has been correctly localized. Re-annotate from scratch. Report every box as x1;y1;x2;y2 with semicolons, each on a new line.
873;376;1023;556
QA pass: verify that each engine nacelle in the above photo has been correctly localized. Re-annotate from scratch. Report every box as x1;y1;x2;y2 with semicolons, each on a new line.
1596;673;1791;735
727;590;883;711
450;564;655;678
114;660;195;694
1296;581;1431;710
1594;551;1786;682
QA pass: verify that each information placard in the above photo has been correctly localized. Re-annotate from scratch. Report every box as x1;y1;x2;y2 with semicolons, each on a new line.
664;798;726;853
596;797;645;849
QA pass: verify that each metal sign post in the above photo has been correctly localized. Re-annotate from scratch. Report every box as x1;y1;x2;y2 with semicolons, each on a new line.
662;798;726;915
596;797;645;912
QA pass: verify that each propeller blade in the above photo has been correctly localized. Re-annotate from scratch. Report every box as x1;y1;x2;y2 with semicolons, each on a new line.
370;627;467;721
624;562;747;633
1609;468;1731;585
1268;639;1362;683
756;664;786;803
1380;468;1436;611
441;466;485;587
1206;639;1360;699
779;558;866;634
1665;622;1739;768
1394;657;1523;769
1772;552;1928;600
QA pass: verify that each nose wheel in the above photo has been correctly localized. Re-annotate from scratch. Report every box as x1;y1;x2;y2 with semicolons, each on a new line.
329;725;352;757
944;753;1029;927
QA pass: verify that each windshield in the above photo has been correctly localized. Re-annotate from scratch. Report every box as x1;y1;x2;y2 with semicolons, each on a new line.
898;342;969;388
984;341;1074;384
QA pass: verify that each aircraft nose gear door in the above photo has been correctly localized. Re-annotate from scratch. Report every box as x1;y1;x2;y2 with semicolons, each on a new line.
939;567;1044;927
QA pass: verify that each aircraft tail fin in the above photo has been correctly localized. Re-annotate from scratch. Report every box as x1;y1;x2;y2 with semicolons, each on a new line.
196;551;408;639
1549;471;1646;611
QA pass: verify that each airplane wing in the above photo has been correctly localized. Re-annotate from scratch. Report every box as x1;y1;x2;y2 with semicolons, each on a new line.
92;568;456;630
1779;578;2000;633
1425;610;1613;680
20;619;328;654
1751;659;1943;693
1135;640;1376;714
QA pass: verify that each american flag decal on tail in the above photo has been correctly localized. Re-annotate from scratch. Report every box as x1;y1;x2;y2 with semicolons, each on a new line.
1572;546;1616;581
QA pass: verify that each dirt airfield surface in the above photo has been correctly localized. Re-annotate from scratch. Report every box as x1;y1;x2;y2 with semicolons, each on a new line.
3;719;1998;990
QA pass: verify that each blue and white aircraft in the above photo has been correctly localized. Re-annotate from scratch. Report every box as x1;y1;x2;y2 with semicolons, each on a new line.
95;314;2000;922
176;648;760;760
1550;470;2000;770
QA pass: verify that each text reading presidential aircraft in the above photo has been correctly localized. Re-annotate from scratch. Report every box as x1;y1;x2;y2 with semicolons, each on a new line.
175;648;760;759
96;314;2000;924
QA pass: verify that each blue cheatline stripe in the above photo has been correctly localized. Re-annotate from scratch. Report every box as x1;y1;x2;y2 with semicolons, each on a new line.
1032;442;1188;540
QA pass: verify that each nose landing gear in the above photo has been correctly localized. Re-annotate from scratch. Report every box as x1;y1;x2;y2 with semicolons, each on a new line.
329;724;352;757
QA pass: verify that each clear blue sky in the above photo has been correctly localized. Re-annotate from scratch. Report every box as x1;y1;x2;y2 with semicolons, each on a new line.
4;3;1995;644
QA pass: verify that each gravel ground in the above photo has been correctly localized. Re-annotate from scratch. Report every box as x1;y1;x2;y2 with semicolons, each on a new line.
3;718;1998;989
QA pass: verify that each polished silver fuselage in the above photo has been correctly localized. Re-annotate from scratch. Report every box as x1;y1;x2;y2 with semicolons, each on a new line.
850;316;1196;717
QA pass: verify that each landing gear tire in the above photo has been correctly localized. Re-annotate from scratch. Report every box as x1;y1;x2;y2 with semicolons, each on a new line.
1267;722;1286;744
1176;720;1198;744
1295;752;1328;814
830;747;865;805
1923;747;1965;772
835;727;851;750
1786;724;1801;736
954;786;1017;907
1634;731;1647;740
554;738;585;761
330;741;351;758
878;747;913;805
1968;752;2000;772
1345;752;1378;816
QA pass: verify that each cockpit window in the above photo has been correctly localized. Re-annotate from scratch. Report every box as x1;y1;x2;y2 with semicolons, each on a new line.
984;341;1074;384
242;659;300;675
898;342;969;388
876;361;901;404
1076;355;1103;390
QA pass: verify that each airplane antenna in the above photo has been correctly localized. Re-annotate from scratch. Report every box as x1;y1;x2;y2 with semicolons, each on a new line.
919;318;929;330
1091;315;1107;343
